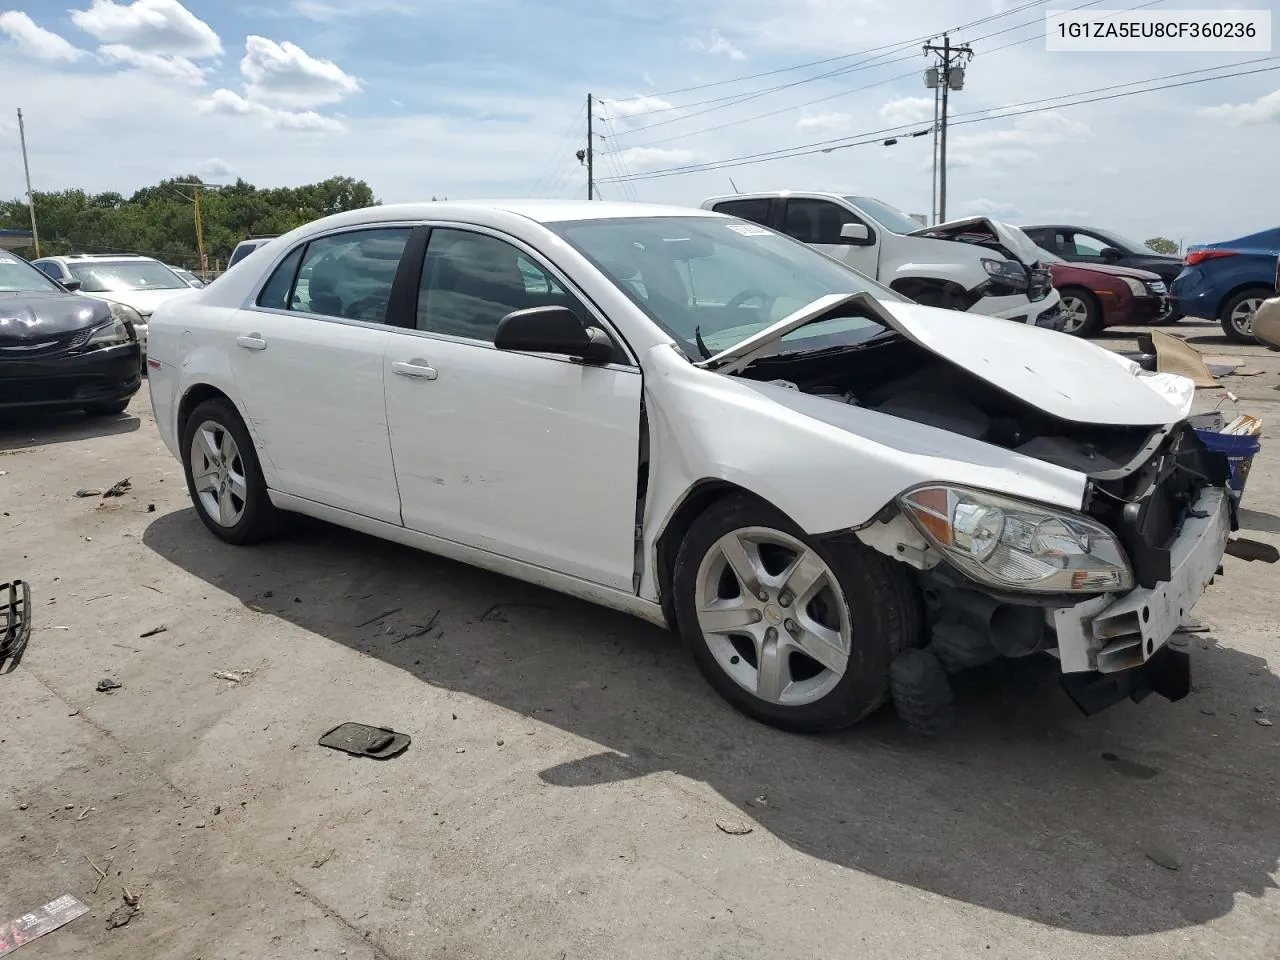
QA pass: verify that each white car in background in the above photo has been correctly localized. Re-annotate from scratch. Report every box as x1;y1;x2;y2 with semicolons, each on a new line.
31;253;195;351
702;191;1064;330
147;200;1237;734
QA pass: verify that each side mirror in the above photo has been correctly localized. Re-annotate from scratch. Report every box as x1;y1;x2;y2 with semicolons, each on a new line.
839;222;871;244
494;306;615;364
1100;246;1123;261
60;278;82;292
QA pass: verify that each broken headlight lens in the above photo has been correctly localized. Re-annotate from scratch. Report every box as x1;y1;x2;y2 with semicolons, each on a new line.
981;257;1028;293
899;485;1133;594
85;317;131;347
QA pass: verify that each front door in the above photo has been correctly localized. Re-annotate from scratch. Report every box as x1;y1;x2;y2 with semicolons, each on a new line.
383;226;642;590
227;226;412;525
780;197;880;278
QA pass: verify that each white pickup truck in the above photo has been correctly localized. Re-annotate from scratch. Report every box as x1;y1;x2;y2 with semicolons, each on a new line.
701;191;1064;330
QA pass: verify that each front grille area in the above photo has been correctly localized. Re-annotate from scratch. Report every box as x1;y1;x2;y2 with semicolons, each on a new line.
0;328;92;361
1029;266;1052;301
1086;423;1231;589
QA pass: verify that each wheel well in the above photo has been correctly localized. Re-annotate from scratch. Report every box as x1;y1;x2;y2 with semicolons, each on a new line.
888;277;974;308
177;383;232;440
1218;283;1276;317
654;480;767;625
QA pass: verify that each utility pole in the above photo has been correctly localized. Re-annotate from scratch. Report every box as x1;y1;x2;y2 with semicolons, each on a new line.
923;34;972;223
174;181;223;280
929;81;940;224
16;108;40;257
575;94;595;199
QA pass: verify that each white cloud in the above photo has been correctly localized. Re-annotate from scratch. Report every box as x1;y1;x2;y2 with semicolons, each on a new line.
290;0;418;19
99;44;204;84
240;35;361;108
879;96;935;126
961;198;1020;218
616;147;697;171
70;0;221;57
198;89;345;133
797;111;852;133
0;11;85;61
601;95;674;119
686;29;746;61
1199;88;1280;126
196;157;235;178
946;111;1093;170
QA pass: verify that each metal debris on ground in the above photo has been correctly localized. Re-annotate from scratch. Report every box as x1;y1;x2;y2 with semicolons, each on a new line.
95;678;122;693
138;625;167;638
212;671;246;684
355;607;401;628
318;722;411;760
1;579;32;674
102;478;132;498
1258;718;1274;727
0;894;89;954
74;489;102;498
715;820;754;836
105;899;138;930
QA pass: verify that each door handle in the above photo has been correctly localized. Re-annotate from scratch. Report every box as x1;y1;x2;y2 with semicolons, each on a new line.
391;359;438;380
236;334;267;351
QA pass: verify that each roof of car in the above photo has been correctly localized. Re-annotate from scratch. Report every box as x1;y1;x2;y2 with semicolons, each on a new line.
38;253;162;263
367;200;720;224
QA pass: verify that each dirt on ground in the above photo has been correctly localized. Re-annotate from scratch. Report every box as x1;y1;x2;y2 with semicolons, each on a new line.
1;319;1278;959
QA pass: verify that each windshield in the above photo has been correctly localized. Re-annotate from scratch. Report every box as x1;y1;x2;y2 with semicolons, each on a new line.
67;260;187;293
1089;228;1154;255
548;216;903;358
0;252;64;293
844;196;923;235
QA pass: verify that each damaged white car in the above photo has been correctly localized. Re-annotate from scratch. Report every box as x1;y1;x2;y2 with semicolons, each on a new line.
147;201;1259;733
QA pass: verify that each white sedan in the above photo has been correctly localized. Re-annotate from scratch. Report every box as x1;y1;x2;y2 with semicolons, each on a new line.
147;201;1238;733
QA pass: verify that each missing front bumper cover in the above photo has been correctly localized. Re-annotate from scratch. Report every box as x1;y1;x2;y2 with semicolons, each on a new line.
1059;645;1192;716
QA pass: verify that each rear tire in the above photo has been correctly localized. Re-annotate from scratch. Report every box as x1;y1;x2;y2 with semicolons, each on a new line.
1058;287;1103;337
83;398;131;417
180;397;280;545
1220;287;1270;344
671;494;922;733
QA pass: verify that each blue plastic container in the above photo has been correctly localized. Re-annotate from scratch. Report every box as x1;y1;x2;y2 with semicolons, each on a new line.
1194;428;1261;495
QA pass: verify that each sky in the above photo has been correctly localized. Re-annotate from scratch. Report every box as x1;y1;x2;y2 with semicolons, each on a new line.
0;0;1278;245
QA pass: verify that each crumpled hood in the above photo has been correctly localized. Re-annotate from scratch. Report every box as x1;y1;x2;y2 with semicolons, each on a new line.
909;216;1043;267
0;291;112;344
876;298;1191;425
82;287;192;318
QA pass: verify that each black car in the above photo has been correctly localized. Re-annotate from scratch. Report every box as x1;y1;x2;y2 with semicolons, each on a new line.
0;251;142;416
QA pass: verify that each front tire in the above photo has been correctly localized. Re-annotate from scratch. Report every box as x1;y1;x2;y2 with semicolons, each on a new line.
1220;287;1270;344
671;495;922;733
180;397;280;545
1058;287;1103;337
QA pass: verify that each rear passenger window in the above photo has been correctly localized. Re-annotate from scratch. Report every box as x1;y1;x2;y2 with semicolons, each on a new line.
291;228;411;323
416;229;582;342
711;199;772;226
256;246;304;310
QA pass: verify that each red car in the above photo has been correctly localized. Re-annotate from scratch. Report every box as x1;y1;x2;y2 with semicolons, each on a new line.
1035;247;1170;336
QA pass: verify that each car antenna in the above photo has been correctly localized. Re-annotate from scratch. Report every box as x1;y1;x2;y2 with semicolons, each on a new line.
728;177;742;195
693;325;712;360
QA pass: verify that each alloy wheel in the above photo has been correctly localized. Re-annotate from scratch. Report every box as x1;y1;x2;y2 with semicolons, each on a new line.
1230;297;1264;338
693;527;853;707
1060;295;1089;334
189;420;248;528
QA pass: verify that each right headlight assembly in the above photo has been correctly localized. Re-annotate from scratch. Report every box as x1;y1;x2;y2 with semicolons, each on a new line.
899;485;1133;594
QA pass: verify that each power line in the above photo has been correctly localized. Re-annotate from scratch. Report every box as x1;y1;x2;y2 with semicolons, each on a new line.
529;102;587;197
609;0;1135;150
598;60;1280;184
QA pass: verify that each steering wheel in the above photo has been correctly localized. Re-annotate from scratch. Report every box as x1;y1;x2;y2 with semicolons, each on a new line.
725;288;773;311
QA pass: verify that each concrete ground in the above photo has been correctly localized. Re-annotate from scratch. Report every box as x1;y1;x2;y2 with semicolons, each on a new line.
1;318;1278;960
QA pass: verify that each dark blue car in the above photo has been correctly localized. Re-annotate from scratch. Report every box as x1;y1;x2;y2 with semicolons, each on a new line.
1171;227;1280;343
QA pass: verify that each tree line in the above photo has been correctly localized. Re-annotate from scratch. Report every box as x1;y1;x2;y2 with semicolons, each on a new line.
0;175;378;270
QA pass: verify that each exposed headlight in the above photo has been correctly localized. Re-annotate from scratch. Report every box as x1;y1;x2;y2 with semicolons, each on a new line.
85;318;132;347
1119;276;1147;297
899;485;1133;594
107;301;144;328
981;257;1028;292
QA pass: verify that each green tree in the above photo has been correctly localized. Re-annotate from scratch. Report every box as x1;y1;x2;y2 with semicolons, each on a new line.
1144;237;1179;255
0;174;379;268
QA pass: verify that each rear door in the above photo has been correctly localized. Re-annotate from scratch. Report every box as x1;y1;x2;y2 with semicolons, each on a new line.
227;226;413;524
382;225;642;590
778;197;879;278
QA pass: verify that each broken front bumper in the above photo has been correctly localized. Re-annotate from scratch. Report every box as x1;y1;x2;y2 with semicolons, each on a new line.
1051;487;1229;676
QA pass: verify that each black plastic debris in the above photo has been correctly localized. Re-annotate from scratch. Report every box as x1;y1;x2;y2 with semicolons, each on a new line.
102;478;132;499
318;722;410;760
95;678;122;693
1;580;32;674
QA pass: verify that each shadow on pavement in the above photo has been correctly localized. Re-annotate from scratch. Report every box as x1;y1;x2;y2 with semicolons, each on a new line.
0;409;140;452
142;508;1280;938
1238;507;1280;535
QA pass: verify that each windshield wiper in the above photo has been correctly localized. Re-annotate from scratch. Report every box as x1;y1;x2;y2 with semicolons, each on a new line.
693;325;712;360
